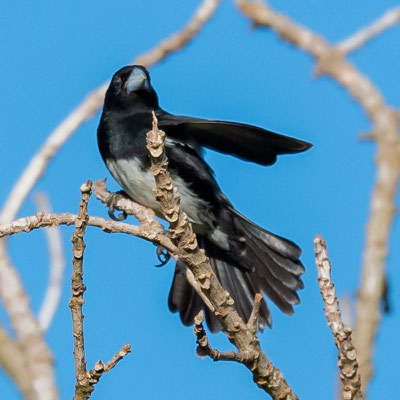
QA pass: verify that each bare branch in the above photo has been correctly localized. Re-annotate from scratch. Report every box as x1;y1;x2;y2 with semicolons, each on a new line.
0;212;177;255
314;234;363;400
146;113;298;400
35;193;66;332
237;0;400;390
135;0;220;66
93;179;162;232
87;344;131;385
0;326;33;400
70;181;91;399
194;311;257;363
247;293;263;335
0;0;220;226
0;240;58;400
69;181;131;400
338;6;400;54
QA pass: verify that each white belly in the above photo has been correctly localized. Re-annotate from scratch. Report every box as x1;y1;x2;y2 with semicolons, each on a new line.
106;158;213;228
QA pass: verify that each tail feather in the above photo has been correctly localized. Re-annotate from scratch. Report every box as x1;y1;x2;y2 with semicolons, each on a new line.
168;208;305;332
168;263;202;326
205;242;271;331
245;241;300;307
231;208;302;258
243;229;304;291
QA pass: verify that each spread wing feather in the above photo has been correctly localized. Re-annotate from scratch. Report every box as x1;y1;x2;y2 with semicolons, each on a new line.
157;112;312;166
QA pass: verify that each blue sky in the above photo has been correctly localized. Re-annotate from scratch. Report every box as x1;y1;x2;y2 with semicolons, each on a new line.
0;0;399;398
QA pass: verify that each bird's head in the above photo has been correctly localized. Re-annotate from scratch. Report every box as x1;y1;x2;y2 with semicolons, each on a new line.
104;65;159;111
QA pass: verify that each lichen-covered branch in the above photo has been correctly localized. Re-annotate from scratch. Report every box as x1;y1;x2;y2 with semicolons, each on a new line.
146;114;298;400
314;234;363;400
237;1;400;391
69;181;131;400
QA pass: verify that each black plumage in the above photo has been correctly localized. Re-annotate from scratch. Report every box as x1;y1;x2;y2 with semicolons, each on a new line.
97;65;311;332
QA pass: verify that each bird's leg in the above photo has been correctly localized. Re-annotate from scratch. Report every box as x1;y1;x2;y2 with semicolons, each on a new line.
106;191;129;221
155;228;172;267
155;245;171;267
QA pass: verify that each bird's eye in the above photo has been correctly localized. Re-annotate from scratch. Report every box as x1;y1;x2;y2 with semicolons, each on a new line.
114;76;122;86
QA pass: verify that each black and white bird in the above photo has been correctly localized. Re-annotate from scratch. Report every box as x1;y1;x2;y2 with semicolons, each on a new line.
97;65;312;332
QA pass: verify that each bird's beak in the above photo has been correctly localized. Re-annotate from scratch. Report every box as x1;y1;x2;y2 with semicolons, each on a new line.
125;68;148;93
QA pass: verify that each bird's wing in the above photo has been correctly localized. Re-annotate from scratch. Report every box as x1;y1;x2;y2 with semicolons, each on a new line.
156;112;312;166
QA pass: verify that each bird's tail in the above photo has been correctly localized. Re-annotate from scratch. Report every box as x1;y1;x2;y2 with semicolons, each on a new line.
168;208;305;332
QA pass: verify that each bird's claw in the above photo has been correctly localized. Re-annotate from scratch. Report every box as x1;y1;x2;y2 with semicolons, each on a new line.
155;247;170;267
106;192;128;221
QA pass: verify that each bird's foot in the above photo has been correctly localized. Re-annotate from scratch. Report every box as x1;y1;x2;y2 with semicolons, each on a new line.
106;191;128;221
155;246;171;267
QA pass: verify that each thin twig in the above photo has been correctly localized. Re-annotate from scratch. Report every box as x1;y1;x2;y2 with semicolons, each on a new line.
338;6;400;54
247;293;263;335
194;311;257;363
237;0;400;391
314;234;363;400
87;344;131;385
35;193;66;332
146;114;298;400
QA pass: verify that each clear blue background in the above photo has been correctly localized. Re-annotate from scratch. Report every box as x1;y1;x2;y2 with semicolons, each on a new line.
0;1;399;398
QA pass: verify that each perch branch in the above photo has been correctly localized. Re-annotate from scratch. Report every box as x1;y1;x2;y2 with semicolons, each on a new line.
0;212;175;254
237;0;400;391
92;179;216;312
146;113;298;400
93;179;163;234
314;234;363;400
35;193;66;332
